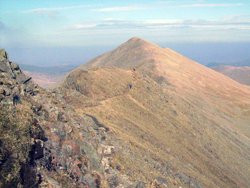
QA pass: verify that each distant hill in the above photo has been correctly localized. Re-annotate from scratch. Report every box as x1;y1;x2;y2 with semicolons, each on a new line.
19;64;77;88
207;60;250;86
19;64;77;75
207;59;250;67
212;65;250;85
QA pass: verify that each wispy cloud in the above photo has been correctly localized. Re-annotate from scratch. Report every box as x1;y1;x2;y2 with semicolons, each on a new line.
22;5;92;15
67;17;250;31
21;2;244;15
92;5;147;12
179;3;244;8
90;3;244;13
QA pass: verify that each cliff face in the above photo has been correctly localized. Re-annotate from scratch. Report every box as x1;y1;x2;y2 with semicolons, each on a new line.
0;50;137;187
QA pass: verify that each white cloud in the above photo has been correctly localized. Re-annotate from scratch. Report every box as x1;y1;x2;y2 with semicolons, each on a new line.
67;17;250;31
22;5;91;14
179;3;244;8
92;6;146;12
72;24;97;29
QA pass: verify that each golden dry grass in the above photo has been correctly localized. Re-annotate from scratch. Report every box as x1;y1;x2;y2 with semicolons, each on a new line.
62;38;250;187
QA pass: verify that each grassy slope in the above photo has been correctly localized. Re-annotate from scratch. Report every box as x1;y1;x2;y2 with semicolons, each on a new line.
63;68;250;187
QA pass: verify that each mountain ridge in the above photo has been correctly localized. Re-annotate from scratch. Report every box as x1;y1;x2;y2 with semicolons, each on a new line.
61;37;250;187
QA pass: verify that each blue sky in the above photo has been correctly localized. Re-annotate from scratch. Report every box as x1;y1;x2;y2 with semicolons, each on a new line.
0;0;250;66
1;0;250;47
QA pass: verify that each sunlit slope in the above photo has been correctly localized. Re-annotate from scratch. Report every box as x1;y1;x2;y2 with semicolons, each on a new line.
62;66;250;187
79;37;250;137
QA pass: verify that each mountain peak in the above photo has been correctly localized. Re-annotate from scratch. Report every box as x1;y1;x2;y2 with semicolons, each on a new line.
80;37;164;69
127;37;147;43
123;37;158;49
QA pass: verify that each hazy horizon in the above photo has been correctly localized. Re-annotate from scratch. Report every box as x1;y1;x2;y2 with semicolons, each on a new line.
1;0;250;66
4;41;250;66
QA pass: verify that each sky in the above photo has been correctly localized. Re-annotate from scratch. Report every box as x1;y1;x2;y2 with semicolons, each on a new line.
0;0;250;65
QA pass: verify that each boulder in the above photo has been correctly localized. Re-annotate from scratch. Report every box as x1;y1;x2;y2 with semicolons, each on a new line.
0;60;12;73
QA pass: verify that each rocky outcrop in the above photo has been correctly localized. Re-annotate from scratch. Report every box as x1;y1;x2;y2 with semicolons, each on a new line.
0;49;136;187
0;49;37;106
0;49;8;61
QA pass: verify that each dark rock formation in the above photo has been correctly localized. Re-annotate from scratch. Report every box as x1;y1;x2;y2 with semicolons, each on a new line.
0;49;134;187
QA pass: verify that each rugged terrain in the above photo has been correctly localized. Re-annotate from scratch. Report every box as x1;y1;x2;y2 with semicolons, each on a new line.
212;65;250;85
1;36;250;188
61;38;250;187
0;49;142;187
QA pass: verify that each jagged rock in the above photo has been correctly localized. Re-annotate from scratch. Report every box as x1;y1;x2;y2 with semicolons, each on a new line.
0;60;12;73
0;49;143;187
0;49;8;61
10;62;19;71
